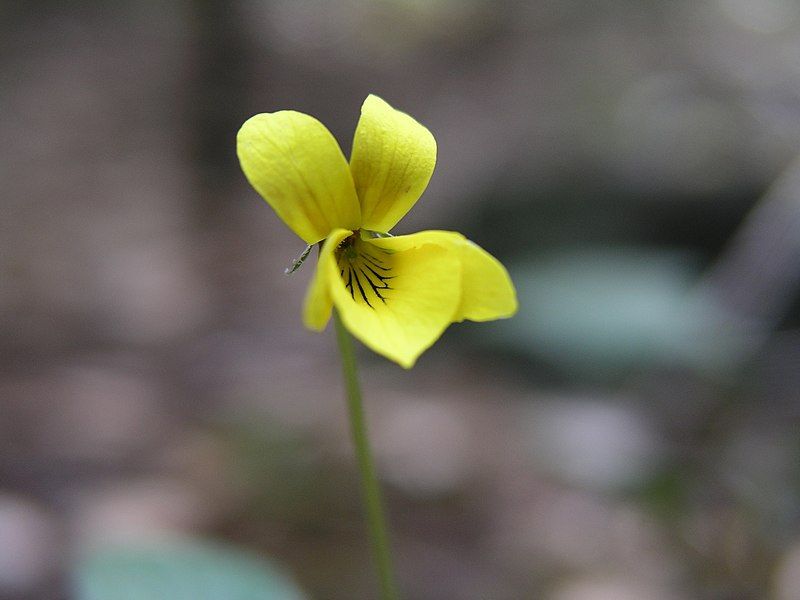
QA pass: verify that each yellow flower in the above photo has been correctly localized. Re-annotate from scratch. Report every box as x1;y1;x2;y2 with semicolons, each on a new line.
237;95;517;367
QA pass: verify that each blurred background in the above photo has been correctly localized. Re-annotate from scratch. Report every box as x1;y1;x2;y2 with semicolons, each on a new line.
3;1;800;599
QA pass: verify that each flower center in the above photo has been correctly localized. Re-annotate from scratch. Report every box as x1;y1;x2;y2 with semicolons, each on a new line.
335;233;395;309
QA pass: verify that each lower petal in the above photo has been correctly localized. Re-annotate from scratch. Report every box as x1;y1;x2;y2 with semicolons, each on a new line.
330;235;461;368
371;230;518;322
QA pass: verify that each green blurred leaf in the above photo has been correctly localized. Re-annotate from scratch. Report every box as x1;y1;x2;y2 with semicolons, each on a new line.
75;538;307;600
494;247;746;378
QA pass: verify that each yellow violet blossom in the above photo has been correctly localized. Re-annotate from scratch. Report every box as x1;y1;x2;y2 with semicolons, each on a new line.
237;95;517;367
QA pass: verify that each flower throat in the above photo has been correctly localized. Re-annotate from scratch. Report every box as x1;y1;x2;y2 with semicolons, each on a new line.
336;233;394;309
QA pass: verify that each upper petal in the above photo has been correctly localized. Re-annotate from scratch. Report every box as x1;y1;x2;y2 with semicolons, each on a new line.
237;111;361;244
349;95;437;233
372;230;518;322
330;233;461;368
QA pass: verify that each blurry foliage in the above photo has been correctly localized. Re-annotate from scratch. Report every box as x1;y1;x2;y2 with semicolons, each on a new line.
213;423;376;599
75;539;307;600
492;247;743;380
219;422;360;533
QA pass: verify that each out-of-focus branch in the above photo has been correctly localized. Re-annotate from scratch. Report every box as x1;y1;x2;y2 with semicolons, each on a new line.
700;156;800;340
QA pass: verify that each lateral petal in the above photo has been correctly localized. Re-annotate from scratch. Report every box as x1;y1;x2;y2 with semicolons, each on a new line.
371;230;517;322
453;238;518;322
331;234;461;368
302;229;352;331
350;95;437;233
237;111;361;244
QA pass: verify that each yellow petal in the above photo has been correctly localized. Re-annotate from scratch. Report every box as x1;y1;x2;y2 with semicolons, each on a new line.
237;111;361;244
329;233;461;368
302;229;352;331
349;95;437;233
454;238;518;322
370;230;518;322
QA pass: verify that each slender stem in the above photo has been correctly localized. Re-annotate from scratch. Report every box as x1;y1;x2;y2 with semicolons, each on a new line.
333;310;399;600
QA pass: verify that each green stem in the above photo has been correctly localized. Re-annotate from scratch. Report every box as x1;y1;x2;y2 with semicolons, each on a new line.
333;310;400;600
